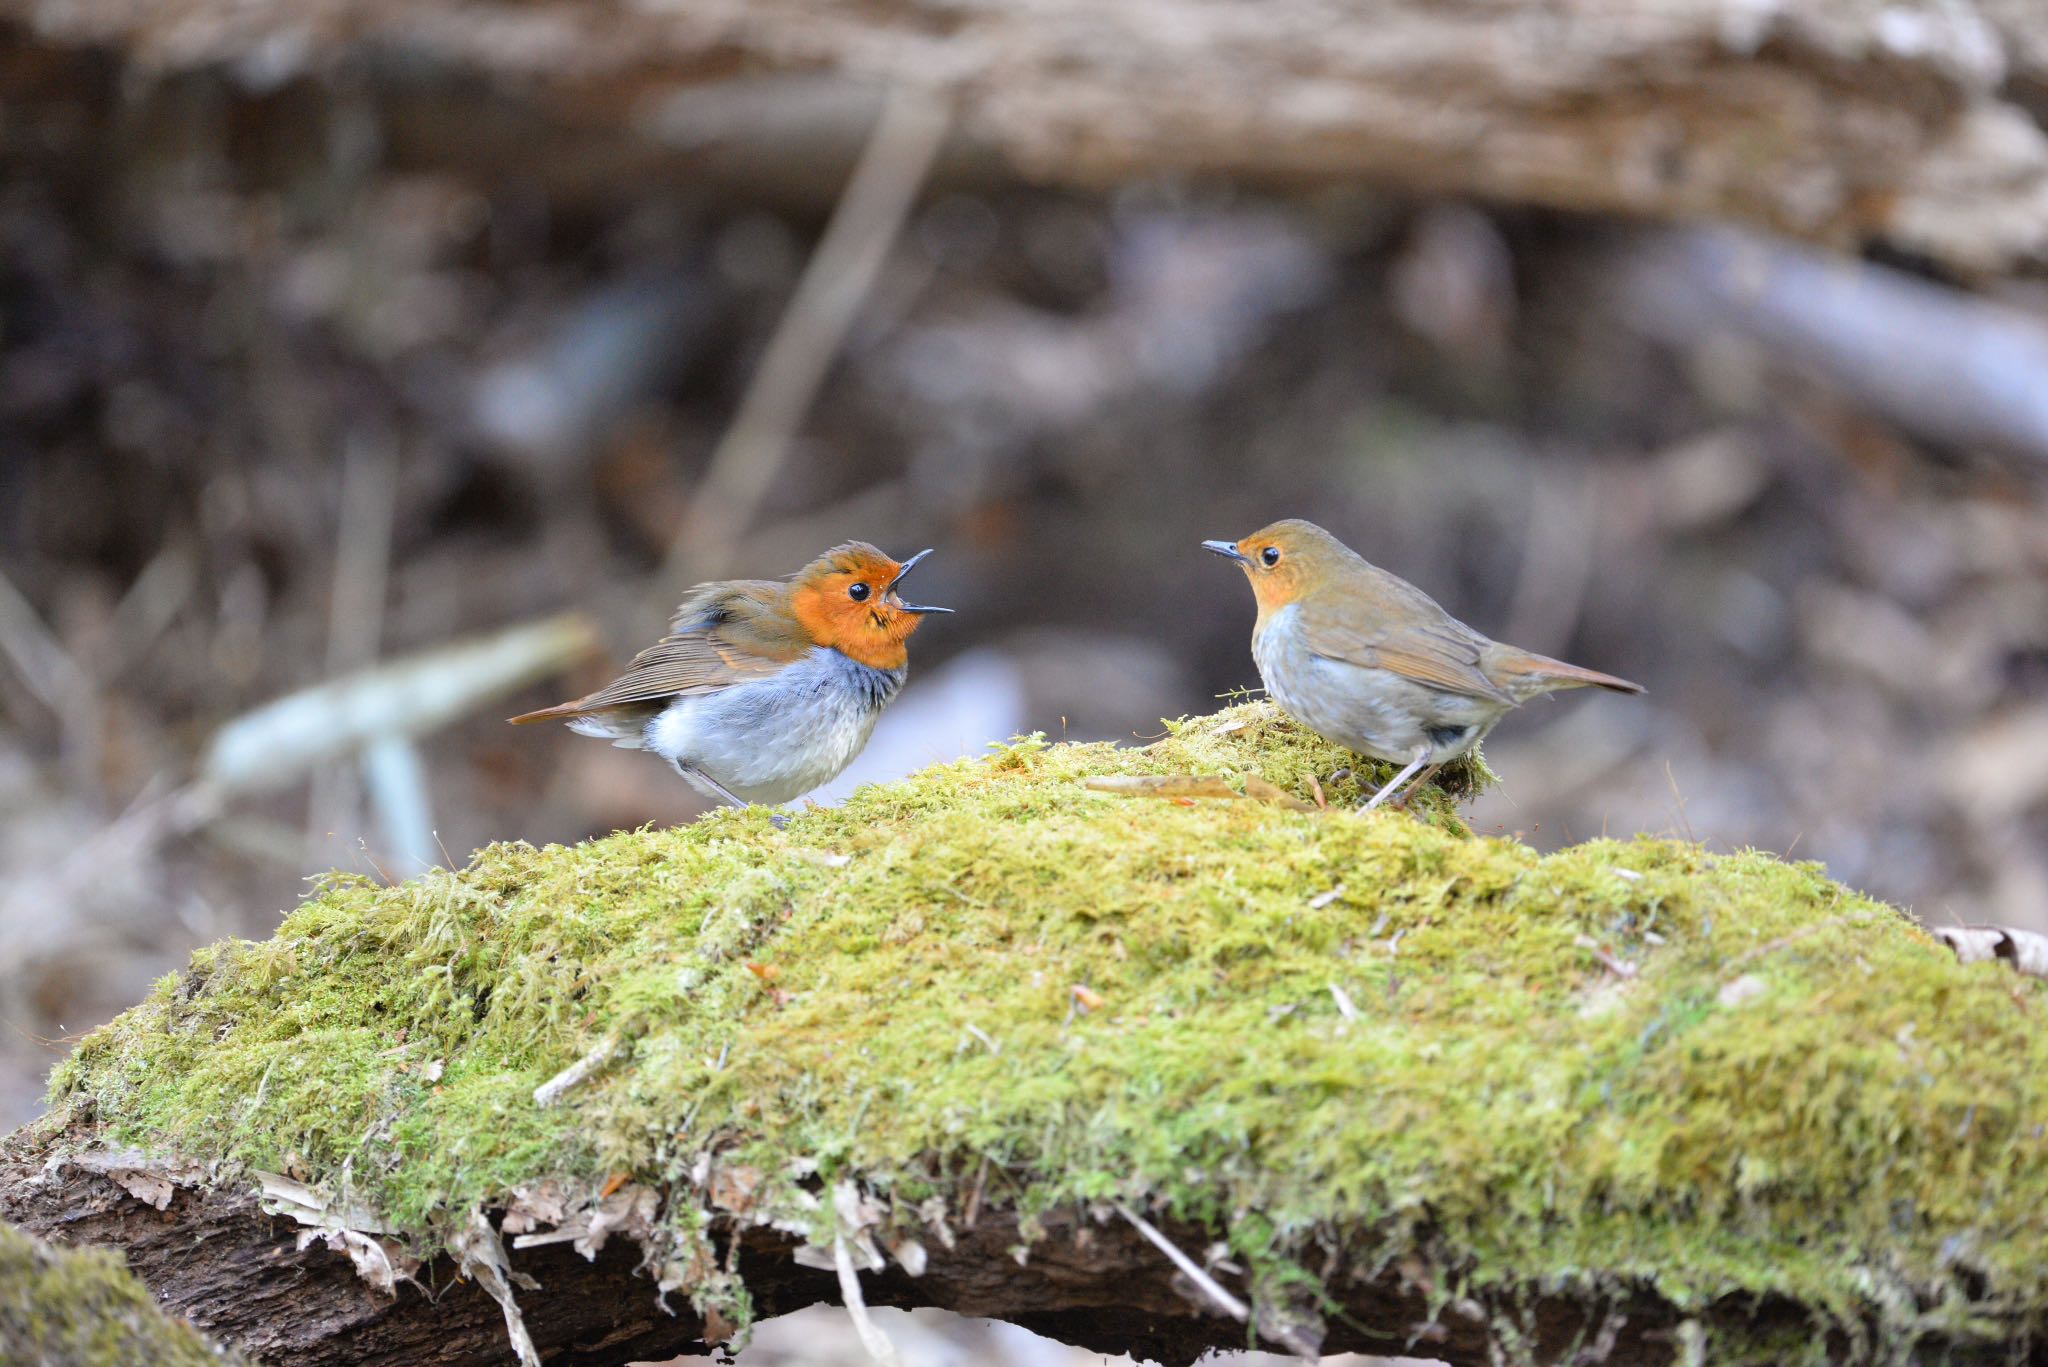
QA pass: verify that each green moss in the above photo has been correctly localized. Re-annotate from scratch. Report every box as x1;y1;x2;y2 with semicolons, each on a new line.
0;1221;241;1365
46;702;2048;1357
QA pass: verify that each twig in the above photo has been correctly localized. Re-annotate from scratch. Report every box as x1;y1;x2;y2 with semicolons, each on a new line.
95;543;198;679
533;1036;620;1107
0;564;93;716
361;734;437;875
1663;761;1696;844
962;1156;988;1230
657;86;949;601
1501;464;1596;658
1114;1202;1249;1323
309;437;398;859
0;563;102;792
0;782;220;961
1617;224;2048;470
1575;934;1638;979
834;1233;902;1366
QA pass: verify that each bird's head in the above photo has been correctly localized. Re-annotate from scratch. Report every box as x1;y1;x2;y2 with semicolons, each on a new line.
789;542;951;670
1201;519;1353;615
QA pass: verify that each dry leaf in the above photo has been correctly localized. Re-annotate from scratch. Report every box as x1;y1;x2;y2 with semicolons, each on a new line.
1070;983;1105;1012
744;961;781;983
1934;925;2048;979
708;1163;763;1213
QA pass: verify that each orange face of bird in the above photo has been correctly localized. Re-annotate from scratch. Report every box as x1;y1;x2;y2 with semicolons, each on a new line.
789;542;951;670
1201;519;1344;619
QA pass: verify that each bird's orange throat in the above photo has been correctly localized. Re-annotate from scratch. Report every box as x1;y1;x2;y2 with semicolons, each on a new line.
790;584;919;671
1244;562;1311;622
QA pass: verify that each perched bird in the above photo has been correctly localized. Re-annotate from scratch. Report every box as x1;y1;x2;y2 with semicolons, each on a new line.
511;542;950;807
1203;519;1642;809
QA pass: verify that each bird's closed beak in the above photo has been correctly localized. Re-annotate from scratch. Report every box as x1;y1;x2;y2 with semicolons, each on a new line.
1202;539;1249;564
886;548;953;614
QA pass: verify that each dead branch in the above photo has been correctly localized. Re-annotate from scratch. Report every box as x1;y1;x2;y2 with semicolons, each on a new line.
6;1;2048;272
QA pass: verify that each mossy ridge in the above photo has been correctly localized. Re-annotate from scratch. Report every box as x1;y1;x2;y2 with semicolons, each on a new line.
0;1220;243;1365
47;701;2048;1359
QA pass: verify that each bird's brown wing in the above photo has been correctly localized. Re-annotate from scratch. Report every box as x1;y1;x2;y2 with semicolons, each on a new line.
1296;580;1518;705
509;582;808;723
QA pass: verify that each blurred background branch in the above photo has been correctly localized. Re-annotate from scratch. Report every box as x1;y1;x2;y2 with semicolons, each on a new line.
659;85;950;598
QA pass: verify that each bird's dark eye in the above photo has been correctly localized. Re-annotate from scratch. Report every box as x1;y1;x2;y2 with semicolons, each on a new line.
848;582;871;602
1260;546;1281;567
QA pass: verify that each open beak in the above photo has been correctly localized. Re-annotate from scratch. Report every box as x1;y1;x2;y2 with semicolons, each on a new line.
886;548;953;614
1202;539;1249;564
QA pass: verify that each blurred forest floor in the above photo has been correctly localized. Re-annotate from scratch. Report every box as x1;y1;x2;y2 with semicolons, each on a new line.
3;10;2047;1203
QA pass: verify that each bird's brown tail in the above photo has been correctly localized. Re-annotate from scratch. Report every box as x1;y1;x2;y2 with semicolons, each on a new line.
1492;651;1645;696
507;700;584;725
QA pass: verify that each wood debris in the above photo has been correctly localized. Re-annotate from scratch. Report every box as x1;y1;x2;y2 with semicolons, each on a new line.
1084;773;1315;810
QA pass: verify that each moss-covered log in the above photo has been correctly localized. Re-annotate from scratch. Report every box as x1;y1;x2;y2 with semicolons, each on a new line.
0;1219;246;1365
7;703;2048;1365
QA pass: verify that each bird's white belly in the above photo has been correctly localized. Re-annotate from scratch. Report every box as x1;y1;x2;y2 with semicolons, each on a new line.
1253;606;1501;763
644;648;902;805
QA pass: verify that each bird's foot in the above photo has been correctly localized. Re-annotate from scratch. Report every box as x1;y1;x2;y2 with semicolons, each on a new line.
769;811;792;830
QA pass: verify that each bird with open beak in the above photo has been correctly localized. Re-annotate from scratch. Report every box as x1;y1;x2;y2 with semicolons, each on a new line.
1205;519;1642;810
512;542;950;808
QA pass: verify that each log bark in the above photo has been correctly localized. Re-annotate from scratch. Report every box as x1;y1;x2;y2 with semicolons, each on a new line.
0;1121;1870;1367
4;0;2048;272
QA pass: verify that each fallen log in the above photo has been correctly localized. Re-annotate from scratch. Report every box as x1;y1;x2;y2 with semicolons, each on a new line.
7;703;2048;1364
4;0;2048;271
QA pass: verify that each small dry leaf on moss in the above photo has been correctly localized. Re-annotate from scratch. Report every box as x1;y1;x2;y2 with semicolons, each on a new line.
1717;973;1768;1007
744;961;781;983
791;848;852;869
1934;925;2048;980
1071;984;1105;1012
707;1163;763;1213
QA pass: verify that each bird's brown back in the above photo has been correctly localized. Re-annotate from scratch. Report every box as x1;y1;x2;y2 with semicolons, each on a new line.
508;581;808;724
1256;522;1643;702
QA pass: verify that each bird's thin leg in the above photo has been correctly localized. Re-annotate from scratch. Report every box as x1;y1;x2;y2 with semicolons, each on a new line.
1362;748;1432;811
1389;762;1446;810
669;757;749;809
